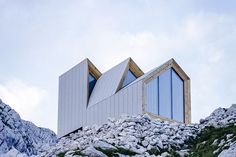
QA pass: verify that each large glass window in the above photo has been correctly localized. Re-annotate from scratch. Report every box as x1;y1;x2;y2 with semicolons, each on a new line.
146;77;159;115
159;69;172;119
146;68;184;122
122;70;137;88
172;70;184;122
88;73;96;96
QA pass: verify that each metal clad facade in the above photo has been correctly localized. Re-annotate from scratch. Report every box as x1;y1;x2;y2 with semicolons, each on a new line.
86;80;143;126
58;59;88;137
58;58;190;138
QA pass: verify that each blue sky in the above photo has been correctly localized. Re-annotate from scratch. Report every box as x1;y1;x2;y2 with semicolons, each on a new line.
0;0;236;132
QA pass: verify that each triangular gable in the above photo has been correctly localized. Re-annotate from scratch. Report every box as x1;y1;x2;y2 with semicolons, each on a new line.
88;58;130;106
116;58;144;91
141;58;191;124
143;58;190;83
125;58;190;89
88;58;144;106
86;59;102;102
87;59;102;80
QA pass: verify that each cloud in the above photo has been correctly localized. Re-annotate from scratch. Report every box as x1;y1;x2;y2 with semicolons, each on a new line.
0;1;236;131
76;12;236;123
0;79;47;120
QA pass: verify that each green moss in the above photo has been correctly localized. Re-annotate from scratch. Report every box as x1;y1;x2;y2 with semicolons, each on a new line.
57;152;66;157
187;124;236;157
116;147;137;156
147;148;161;155
72;150;85;156
95;146;137;157
169;151;182;157
95;147;116;157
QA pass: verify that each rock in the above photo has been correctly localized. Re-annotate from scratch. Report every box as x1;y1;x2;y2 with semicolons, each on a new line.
176;150;189;157
218;143;236;157
0;100;57;156
161;152;170;157
37;103;236;157
93;140;117;150
82;146;107;157
226;134;233;140
141;140;149;147
156;141;163;149
212;139;218;145
0;147;28;157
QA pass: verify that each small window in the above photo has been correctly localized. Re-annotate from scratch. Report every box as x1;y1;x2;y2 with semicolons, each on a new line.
88;73;96;96
122;70;137;88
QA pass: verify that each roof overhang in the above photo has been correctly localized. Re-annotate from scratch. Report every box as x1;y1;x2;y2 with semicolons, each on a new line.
129;58;144;78
143;58;190;83
87;58;102;79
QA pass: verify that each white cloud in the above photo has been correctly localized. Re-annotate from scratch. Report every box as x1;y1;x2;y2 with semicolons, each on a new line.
76;12;236;123
1;1;236;130
0;79;47;120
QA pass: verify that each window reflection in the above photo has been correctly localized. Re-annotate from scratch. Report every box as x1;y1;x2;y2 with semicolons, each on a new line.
146;68;184;122
122;70;137;88
89;73;96;96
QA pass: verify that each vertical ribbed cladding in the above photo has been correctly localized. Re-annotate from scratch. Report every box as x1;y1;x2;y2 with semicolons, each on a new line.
86;80;143;126
58;59;89;137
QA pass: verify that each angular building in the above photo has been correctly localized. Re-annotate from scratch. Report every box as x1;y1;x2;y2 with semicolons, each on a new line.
58;58;191;137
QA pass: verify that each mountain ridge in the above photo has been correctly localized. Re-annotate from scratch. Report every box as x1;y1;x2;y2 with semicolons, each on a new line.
0;98;57;156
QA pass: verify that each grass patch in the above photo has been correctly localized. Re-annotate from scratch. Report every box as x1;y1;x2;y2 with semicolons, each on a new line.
95;146;137;157
187;124;236;157
95;147;116;157
57;151;66;157
147;148;161;155
116;147;137;156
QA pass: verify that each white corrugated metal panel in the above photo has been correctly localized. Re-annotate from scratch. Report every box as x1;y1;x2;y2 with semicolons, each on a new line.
132;83;138;115
127;85;133;115
137;81;143;114
123;88;128;115
86;81;143;127
57;76;63;134
118;91;123;116
58;59;88;137
110;95;115;119
104;99;109;122
107;97;111;118
88;58;129;106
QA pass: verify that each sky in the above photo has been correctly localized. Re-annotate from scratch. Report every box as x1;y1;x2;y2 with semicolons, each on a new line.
0;0;236;133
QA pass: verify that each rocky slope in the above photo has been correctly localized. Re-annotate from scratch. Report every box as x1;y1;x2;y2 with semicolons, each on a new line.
38;105;236;157
1;97;236;157
0;99;57;156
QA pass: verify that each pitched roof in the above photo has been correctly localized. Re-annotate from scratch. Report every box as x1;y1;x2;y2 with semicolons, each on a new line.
125;58;190;88
88;58;143;106
88;58;129;106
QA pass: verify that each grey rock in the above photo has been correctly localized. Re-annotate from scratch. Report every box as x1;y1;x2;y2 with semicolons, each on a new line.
93;140;117;150
82;146;107;157
0;100;57;156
